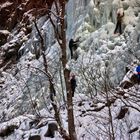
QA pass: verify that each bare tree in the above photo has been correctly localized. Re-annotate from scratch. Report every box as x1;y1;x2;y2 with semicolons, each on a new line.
47;1;77;139
33;17;70;139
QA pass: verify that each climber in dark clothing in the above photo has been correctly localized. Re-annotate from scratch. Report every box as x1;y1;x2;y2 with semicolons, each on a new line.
114;10;124;35
69;38;79;59
70;74;77;97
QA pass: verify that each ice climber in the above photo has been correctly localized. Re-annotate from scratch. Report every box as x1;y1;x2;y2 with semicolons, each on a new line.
114;8;124;35
69;38;79;59
70;74;77;97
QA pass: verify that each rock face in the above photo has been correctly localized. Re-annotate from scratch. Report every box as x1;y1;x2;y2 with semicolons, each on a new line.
44;122;58;138
116;107;129;119
0;30;10;46
0;0;53;31
28;135;41;140
0;124;19;137
120;74;138;89
0;0;54;69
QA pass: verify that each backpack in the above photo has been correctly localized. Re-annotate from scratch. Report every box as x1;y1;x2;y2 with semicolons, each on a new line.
136;65;140;74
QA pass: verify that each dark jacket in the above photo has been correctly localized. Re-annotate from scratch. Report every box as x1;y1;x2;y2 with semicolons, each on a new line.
70;77;76;92
117;13;124;23
69;39;78;58
69;39;78;49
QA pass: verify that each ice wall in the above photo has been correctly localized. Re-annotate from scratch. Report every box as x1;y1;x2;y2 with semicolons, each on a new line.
66;0;90;38
66;0;116;37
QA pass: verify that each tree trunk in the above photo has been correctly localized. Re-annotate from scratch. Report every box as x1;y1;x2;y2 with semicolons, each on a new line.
34;18;70;140
64;69;77;140
48;0;77;139
59;1;77;139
